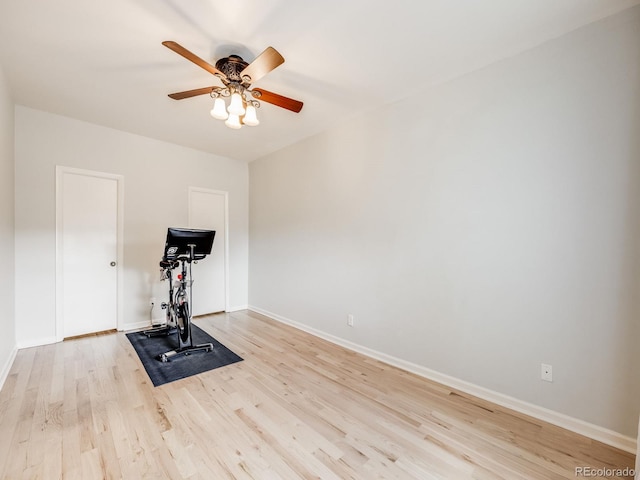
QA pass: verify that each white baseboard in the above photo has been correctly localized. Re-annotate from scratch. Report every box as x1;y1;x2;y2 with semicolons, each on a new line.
248;305;636;454
227;304;248;313
0;345;18;391
123;320;158;332
127;307;248;332
17;336;59;349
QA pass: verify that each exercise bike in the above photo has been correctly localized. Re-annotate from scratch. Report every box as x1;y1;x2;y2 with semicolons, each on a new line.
143;227;216;362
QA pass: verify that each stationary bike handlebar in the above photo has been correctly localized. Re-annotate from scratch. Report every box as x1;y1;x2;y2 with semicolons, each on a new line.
160;252;206;267
159;258;180;269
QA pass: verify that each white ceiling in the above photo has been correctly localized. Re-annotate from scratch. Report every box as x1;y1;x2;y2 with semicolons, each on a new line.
1;0;638;162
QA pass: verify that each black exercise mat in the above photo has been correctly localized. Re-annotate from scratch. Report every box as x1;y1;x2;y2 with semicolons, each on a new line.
126;324;243;387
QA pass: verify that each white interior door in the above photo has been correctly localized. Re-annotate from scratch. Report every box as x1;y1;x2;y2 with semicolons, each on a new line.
57;167;122;338
188;187;227;315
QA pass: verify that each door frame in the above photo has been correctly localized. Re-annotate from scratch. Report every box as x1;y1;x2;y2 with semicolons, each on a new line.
55;166;124;341
188;186;229;312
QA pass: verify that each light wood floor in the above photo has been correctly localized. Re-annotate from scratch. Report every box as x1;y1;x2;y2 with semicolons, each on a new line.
0;310;634;479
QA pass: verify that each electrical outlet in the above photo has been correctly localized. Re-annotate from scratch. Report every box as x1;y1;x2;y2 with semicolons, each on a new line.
347;314;354;327
541;363;553;382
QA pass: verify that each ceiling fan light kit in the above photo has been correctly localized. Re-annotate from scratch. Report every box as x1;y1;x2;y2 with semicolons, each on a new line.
243;104;259;126
225;113;242;130
210;97;228;120
163;41;303;130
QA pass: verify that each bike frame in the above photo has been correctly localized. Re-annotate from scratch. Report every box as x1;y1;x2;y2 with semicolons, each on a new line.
157;245;213;362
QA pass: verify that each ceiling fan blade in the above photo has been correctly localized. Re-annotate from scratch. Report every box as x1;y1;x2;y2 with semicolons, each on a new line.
162;41;225;78
240;47;285;83
252;88;303;113
168;86;216;100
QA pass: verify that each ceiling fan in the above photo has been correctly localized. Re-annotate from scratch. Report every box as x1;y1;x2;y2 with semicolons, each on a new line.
163;41;303;129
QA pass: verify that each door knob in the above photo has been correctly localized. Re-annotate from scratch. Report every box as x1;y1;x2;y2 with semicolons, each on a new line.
110;261;116;267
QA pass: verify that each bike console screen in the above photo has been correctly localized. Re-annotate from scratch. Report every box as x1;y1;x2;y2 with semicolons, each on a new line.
163;227;215;261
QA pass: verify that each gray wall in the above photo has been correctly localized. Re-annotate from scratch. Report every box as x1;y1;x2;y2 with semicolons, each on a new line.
0;65;16;378
249;8;640;436
14;107;249;346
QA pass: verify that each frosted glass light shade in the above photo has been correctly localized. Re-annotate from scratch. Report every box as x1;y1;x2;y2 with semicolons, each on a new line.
210;98;228;120
227;92;245;116
225;114;242;129
243;104;259;126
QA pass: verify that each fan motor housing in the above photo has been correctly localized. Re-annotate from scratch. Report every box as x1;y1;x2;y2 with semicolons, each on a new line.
215;55;250;83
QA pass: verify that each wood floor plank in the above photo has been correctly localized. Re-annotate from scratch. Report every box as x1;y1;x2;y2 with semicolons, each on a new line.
0;310;635;479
